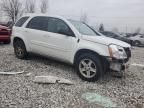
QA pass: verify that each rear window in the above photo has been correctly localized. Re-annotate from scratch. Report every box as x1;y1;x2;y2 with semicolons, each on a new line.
26;16;49;31
15;17;29;27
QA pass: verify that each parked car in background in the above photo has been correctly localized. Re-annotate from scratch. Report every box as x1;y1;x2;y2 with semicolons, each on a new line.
128;35;144;46
100;31;132;45
0;25;11;44
125;33;134;38
0;21;13;28
11;14;131;81
119;33;127;37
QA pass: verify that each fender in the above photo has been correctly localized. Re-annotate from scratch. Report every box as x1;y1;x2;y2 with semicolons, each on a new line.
70;40;110;64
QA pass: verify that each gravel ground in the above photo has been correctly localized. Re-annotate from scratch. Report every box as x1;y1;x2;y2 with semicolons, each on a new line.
0;44;144;108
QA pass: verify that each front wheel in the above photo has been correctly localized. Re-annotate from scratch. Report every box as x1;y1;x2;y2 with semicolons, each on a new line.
75;53;102;82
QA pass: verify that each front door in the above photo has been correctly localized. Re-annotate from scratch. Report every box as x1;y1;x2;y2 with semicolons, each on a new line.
43;17;75;61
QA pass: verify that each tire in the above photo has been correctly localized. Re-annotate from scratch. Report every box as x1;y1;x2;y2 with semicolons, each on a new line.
14;40;28;59
134;40;141;46
75;53;102;82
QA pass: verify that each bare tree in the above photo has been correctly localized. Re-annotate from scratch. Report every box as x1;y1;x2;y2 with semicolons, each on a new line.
1;0;22;23
25;0;36;13
80;12;88;24
40;0;48;13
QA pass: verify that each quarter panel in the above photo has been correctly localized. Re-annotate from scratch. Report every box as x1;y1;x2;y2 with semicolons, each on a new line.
11;27;30;52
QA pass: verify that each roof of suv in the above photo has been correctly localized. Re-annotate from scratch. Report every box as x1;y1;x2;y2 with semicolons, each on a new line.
22;14;66;20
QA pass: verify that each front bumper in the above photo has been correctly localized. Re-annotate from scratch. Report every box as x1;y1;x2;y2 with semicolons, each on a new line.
104;57;130;72
102;46;131;73
110;61;129;72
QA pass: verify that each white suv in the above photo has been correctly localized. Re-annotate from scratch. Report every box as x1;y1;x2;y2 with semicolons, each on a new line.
11;14;131;81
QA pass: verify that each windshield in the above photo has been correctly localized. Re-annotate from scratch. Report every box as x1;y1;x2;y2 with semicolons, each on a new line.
69;20;100;36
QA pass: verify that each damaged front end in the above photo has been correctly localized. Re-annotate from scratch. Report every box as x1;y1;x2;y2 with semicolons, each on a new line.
108;44;131;77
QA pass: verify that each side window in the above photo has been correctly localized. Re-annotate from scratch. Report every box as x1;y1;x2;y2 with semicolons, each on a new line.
48;17;74;36
15;17;29;27
26;16;49;31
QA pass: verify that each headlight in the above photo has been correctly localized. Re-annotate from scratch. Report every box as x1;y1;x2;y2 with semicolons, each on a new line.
109;44;127;59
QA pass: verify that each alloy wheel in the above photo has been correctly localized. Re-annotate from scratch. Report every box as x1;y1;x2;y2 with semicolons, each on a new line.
15;45;24;57
79;59;97;78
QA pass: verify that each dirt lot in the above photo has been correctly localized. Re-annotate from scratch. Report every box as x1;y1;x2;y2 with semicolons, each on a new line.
0;44;144;108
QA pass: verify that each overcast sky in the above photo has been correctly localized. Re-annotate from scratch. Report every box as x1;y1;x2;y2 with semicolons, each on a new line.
48;0;144;33
0;0;144;33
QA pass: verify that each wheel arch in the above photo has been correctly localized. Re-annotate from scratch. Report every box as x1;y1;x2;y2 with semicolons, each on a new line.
73;49;110;73
13;37;23;46
74;49;101;64
13;37;30;52
134;40;141;43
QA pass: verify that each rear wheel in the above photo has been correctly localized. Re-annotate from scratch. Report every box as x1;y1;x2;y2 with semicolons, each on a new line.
75;53;102;82
14;40;28;59
134;40;141;46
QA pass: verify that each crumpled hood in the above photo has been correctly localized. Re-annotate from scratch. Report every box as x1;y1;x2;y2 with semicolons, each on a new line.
82;35;131;48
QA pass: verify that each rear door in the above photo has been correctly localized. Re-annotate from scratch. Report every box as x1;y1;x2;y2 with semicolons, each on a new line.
24;16;49;54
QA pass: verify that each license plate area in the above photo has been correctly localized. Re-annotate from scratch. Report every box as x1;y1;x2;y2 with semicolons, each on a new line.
110;63;122;72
